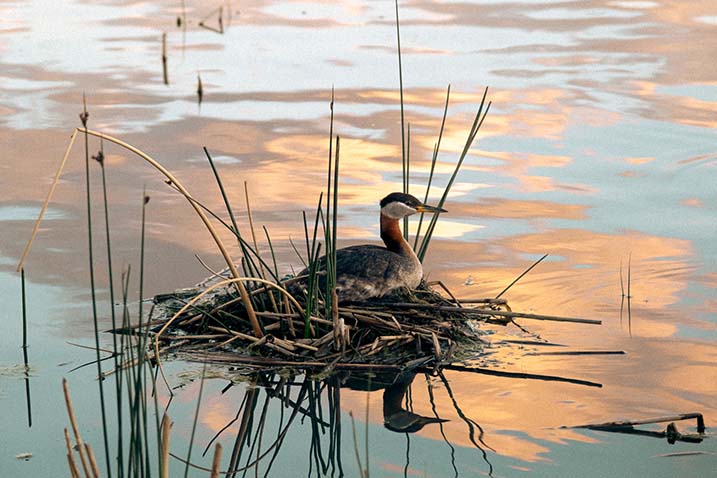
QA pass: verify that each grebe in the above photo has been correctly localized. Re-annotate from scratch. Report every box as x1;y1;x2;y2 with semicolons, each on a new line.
294;192;446;302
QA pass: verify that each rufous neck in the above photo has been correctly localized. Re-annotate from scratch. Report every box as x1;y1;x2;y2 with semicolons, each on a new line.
380;213;410;254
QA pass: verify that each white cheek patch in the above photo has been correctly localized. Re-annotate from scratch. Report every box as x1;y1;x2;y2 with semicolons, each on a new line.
381;202;416;219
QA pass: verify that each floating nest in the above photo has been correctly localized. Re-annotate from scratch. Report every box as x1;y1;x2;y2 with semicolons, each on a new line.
143;272;593;377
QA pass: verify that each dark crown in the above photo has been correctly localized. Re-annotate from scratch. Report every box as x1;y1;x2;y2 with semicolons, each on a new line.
380;192;422;209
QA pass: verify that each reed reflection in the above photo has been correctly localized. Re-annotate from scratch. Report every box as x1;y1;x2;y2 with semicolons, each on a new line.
186;367;495;477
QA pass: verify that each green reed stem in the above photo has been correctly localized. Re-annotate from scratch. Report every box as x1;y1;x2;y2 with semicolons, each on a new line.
136;191;152;477
119;266;131;474
80;96;112;478
262;225;280;282
21;268;27;350
204;147;259;278
302;210;311;262
20;268;32;428
324;91;336;313
404;123;410;240
414;84;450;251
325;87;334;255
418;87;491;262
395;0;406;186
330;135;340;290
306;196;324;329
94;141;125;478
395;0;408;241
204;147;239;237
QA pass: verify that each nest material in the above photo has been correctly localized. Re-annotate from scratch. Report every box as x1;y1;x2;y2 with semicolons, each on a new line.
148;279;512;374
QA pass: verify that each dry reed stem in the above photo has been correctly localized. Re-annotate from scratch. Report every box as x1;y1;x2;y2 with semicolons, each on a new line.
67;454;80;478
246;334;270;349
282;295;296;335
210;443;222;478
292;341;320;352
16;130;78;271
165;334;227;340
161;413;171;478
84;443;100;478
379;335;413;341
64;428;80;478
371;303;601;325
202;319;304;357
62;378;92;478
75;127;263;338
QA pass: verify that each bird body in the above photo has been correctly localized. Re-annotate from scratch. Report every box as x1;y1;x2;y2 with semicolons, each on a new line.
293;192;445;302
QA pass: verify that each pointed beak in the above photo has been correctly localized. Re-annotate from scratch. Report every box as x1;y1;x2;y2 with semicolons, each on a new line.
415;204;447;214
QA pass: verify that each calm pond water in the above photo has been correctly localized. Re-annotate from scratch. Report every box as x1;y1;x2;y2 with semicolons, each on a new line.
1;0;715;476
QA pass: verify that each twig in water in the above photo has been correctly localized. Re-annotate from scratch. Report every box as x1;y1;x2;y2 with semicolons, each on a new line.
441;364;602;388
495;253;548;299
199;7;225;33
572;412;705;434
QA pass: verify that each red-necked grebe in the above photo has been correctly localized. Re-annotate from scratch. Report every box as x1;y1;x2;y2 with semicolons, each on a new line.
294;192;446;302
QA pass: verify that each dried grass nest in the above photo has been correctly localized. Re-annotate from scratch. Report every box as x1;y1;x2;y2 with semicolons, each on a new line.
146;276;522;374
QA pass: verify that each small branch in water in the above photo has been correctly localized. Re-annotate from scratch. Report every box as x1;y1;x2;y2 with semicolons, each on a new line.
199;7;225;34
359;302;601;325
572;412;705;434
495;253;548;299
441;364;602;388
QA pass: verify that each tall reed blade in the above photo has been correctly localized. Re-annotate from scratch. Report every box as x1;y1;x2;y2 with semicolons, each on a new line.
21;268;28;350
414;84;450;250
137;191;153;473
21;268;32;428
404;123;411;239
417;87;491;262
395;0;407;194
205;147;261;277
205;147;240;238
93;142;125;478
330;135;340;291
324;89;335;311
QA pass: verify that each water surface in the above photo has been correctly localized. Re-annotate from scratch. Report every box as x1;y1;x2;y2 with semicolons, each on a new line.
1;0;715;476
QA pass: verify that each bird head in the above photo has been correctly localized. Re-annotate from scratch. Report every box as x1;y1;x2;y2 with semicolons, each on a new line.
380;192;447;220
